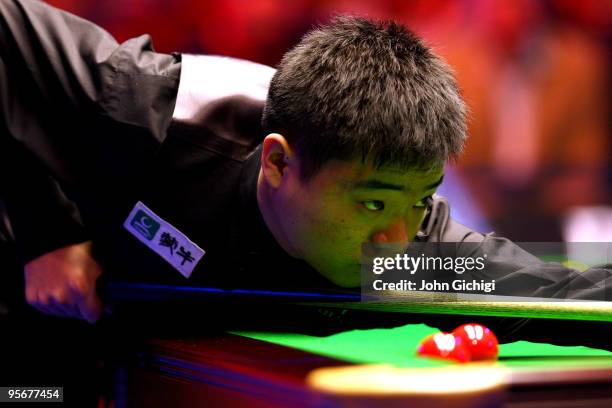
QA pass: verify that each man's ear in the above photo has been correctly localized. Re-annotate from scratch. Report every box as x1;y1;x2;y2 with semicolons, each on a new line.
260;133;295;188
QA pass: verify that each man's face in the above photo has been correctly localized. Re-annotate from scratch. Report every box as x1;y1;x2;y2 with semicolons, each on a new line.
269;153;444;287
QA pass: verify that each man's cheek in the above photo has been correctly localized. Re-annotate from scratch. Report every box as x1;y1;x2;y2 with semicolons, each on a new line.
330;234;362;262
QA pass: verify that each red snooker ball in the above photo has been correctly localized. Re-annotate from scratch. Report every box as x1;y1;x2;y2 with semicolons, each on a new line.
453;323;499;361
416;332;471;363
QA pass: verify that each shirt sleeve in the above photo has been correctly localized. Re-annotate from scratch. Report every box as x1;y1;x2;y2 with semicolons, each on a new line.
443;221;612;301
0;136;88;263
434;201;612;350
0;0;181;262
0;0;181;146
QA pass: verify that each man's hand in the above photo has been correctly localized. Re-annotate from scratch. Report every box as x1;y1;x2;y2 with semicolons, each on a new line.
24;241;103;323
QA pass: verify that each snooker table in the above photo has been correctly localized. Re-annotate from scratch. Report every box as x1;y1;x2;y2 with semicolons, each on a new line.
119;322;612;407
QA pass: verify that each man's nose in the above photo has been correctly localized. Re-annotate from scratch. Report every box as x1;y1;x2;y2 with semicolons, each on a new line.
370;218;409;243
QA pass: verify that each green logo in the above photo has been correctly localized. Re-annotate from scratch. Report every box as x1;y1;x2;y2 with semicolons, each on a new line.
130;210;160;241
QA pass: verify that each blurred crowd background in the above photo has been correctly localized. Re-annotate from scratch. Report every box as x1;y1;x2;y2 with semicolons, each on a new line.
46;0;612;243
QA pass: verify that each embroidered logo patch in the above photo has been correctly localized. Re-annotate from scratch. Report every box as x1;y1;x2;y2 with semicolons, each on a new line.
123;201;205;278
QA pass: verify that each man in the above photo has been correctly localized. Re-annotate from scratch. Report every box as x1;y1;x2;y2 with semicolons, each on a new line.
0;0;456;317
1;0;610;349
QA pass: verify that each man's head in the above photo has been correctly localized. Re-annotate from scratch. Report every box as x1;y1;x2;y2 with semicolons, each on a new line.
257;16;466;287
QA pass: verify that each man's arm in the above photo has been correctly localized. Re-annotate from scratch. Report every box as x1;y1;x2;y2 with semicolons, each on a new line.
0;136;88;262
431;197;612;350
3;176;103;323
0;130;104;321
0;0;181;321
0;0;181;257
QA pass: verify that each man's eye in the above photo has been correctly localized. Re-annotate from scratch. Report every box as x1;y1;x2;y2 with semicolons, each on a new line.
362;200;385;211
413;195;433;209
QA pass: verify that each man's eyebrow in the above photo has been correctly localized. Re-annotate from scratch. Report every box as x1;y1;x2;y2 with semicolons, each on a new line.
353;175;444;192
353;180;404;191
